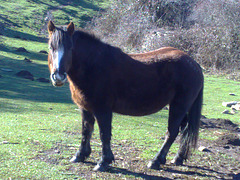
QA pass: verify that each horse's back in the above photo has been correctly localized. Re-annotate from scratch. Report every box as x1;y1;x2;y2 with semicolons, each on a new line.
129;46;203;89
129;47;186;63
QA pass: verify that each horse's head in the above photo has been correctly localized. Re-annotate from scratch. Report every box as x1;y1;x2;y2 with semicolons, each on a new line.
47;21;74;87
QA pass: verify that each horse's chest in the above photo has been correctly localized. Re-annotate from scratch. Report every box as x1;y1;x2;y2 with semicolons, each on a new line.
69;83;90;110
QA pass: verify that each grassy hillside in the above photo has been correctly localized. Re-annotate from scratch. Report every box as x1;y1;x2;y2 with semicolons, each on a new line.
0;0;109;101
0;0;108;34
0;1;240;179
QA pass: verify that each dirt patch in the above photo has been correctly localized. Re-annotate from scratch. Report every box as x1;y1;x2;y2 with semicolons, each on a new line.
34;142;67;165
35;118;240;179
201;116;240;132
216;133;240;146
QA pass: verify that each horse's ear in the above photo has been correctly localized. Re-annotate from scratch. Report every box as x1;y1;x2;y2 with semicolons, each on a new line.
67;22;74;36
48;21;55;35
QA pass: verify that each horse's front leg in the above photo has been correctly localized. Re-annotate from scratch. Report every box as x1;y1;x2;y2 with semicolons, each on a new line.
70;109;95;163
93;110;114;171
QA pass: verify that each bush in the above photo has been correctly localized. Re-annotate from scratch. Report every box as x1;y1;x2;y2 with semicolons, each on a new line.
136;0;197;27
155;26;240;72
88;0;240;78
87;0;154;52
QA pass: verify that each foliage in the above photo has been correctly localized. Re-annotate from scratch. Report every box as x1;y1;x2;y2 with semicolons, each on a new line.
88;0;240;77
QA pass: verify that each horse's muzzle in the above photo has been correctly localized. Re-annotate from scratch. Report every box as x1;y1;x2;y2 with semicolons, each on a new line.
50;71;67;87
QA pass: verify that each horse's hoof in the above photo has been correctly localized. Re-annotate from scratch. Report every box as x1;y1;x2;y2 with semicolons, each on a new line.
93;163;110;172
147;161;160;170
70;156;83;163
171;157;184;166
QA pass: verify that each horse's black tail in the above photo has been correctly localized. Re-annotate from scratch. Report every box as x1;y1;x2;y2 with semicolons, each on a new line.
180;86;203;159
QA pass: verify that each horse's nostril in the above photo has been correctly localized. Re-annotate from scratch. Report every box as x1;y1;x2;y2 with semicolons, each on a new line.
51;72;67;82
51;73;57;81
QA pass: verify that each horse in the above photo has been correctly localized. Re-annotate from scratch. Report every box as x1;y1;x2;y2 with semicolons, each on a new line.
47;21;204;171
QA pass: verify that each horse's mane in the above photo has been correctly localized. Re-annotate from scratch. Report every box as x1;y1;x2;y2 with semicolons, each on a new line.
72;29;127;62
73;29;102;44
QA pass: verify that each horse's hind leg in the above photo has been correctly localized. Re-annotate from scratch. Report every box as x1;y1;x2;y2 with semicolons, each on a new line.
172;89;202;165
148;102;189;170
70;109;95;163
171;115;189;165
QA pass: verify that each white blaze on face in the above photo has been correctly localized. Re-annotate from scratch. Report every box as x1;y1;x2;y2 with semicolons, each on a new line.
52;45;64;71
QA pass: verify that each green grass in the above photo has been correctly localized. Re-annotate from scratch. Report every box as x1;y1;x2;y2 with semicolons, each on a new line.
202;75;240;124
0;1;240;179
0;0;108;34
1;35;239;178
0;1;108;178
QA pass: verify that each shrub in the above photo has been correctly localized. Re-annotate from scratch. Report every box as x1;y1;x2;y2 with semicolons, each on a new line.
88;0;240;78
136;0;197;27
87;0;154;52
153;26;240;72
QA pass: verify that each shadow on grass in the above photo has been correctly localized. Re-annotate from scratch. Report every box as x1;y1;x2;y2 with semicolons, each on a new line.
30;0;101;11
164;164;228;179
108;167;171;180
82;161;233;179
0;54;72;105
3;28;47;43
83;161;170;180
29;0;103;27
0;15;21;29
0;43;48;62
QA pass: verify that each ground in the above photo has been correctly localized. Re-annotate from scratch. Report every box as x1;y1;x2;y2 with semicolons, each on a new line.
36;117;240;179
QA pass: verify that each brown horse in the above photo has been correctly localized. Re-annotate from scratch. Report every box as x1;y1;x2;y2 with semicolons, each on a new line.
47;21;204;171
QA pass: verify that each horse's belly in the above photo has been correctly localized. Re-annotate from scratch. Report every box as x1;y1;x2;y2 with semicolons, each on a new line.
112;98;168;116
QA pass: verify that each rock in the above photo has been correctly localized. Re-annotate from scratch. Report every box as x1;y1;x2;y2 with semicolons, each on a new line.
54;150;60;154
24;57;32;63
231;103;240;111
222;101;239;107
15;70;34;81
198;146;211;152
231;108;238;114
223;145;230;149
16;47;29;53
229;93;236;96
39;50;48;54
222;109;231;114
36;77;50;83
